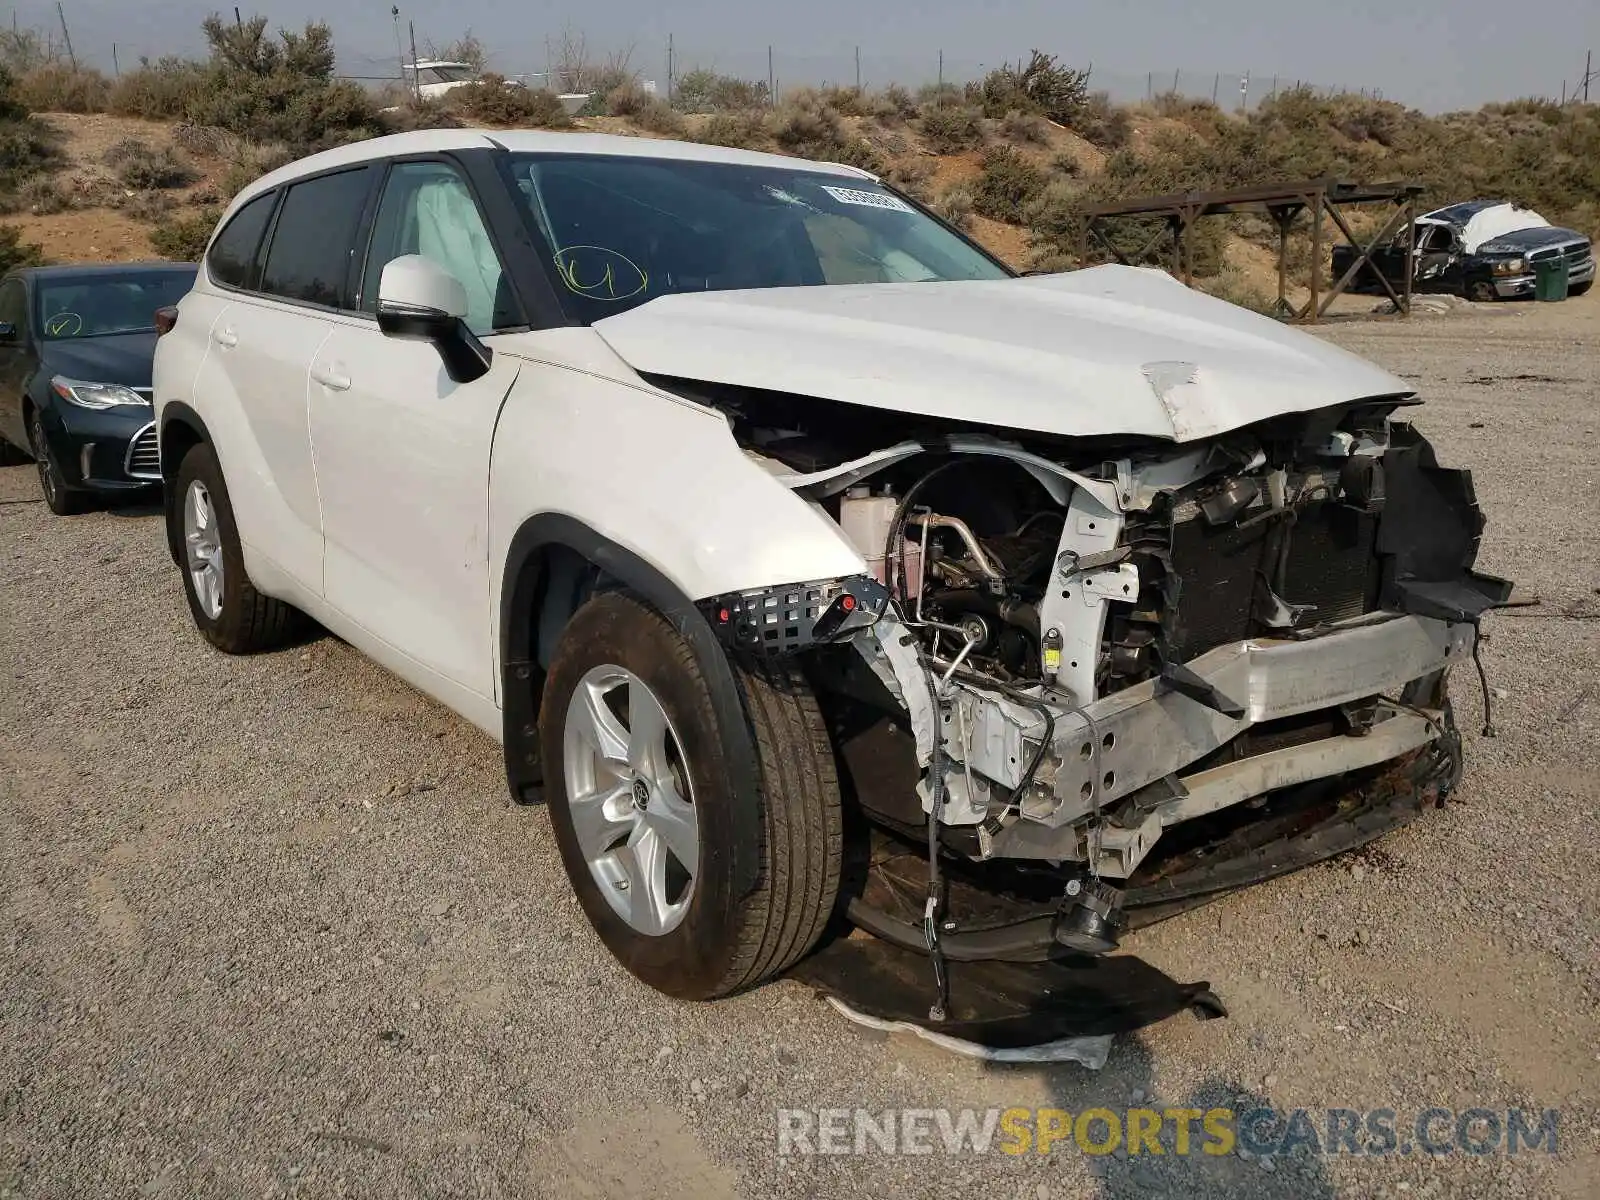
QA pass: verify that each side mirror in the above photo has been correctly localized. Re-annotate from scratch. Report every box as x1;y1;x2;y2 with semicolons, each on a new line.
0;321;16;342
375;255;491;383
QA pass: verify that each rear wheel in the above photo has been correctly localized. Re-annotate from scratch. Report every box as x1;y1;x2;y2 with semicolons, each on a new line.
540;591;842;999
169;441;304;653
27;406;87;515
1467;280;1498;303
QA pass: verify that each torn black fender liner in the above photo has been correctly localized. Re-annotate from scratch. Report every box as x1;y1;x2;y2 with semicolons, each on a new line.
788;936;1224;1047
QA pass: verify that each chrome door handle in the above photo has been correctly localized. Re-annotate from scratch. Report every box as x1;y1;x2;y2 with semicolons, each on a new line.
213;326;238;348
311;364;351;392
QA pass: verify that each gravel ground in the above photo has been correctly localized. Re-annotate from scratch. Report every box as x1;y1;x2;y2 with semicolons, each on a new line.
2;296;1597;1200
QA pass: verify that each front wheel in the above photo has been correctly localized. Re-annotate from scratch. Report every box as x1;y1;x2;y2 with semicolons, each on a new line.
1466;280;1498;303
540;591;843;1000
1569;279;1592;298
28;407;87;515
168;441;305;653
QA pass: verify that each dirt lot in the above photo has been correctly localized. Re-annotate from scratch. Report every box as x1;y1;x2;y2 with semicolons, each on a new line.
2;296;1598;1200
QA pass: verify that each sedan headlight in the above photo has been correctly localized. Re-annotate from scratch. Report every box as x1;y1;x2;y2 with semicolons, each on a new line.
1489;258;1526;276
50;376;150;410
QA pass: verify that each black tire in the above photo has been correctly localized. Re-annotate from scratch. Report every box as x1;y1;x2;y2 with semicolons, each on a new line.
540;591;843;1000
1569;279;1592;298
170;441;304;653
1466;280;1498;303
27;406;87;515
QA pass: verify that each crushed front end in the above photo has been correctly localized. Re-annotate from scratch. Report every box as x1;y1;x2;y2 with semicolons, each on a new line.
694;382;1510;991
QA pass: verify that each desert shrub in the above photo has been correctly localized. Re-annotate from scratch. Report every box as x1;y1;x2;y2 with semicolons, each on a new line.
671;68;768;114
1200;265;1274;313
605;81;650;117
694;110;767;148
1001;109;1049;144
170;122;237;158
16;63;109;112
932;185;974;231
173;16;379;150
818;86;867;117
377;97;462;133
219;140;295;199
0;69;60;193
450;78;573;128
631;99;689;138
771;90;846;157
107;57;210;119
884;156;935;200
104;138;197;189
1050;151;1084;177
970;51;1089;125
16;174;66;213
125;190;175;223
1073;90;1132;149
915;82;963;108
917;102;984;153
873;84;917;122
971;145;1045;223
148;209;218;260
0;224;45;271
828;136;888;175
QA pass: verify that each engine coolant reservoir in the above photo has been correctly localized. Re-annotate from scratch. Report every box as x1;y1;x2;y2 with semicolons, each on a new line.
839;487;921;598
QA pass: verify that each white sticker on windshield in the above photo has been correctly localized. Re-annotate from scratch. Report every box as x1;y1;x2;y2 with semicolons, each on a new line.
821;185;914;214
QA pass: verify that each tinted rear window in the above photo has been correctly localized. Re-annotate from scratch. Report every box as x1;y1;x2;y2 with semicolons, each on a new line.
207;192;275;287
259;169;372;307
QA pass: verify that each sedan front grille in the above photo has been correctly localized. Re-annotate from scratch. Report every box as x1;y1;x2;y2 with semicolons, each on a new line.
125;422;160;480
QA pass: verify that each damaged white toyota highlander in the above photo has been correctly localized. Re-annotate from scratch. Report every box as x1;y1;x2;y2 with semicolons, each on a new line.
153;131;1510;1014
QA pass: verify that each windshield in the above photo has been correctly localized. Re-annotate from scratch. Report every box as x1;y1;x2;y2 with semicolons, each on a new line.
422;64;474;84
504;153;1011;322
36;269;196;340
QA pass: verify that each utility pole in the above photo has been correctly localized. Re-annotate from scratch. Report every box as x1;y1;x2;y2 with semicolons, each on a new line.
1584;49;1593;103
1211;73;1218;104
408;20;420;100
1171;69;1179;94
1239;69;1249;112
767;45;774;106
666;33;674;105
855;45;861;91
1146;71;1152;101
937;50;943;99
391;7;406;83
111;43;118;76
54;1;76;70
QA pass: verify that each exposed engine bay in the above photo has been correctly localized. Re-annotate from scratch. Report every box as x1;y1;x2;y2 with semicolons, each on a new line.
680;376;1511;975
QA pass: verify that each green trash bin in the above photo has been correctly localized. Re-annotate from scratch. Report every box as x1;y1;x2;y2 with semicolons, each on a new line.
1534;256;1570;302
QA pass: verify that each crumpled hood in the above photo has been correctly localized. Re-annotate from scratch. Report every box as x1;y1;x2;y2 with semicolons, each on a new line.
591;265;1412;442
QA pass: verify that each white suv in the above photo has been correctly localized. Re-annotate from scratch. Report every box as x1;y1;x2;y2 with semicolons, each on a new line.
153;130;1508;1006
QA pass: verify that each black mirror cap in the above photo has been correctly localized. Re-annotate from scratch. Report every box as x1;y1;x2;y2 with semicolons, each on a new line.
376;301;492;384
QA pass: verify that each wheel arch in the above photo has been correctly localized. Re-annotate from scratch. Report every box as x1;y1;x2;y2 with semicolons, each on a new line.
500;513;762;894
158;402;213;566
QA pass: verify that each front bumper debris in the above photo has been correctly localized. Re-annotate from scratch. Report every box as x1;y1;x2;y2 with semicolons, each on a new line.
950;612;1472;875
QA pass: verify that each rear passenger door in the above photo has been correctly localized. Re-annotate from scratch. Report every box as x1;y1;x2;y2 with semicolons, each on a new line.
202;167;376;595
307;158;522;715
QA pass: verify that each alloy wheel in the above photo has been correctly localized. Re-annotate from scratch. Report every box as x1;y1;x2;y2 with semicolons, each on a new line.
28;411;58;508
563;665;700;936
183;478;224;620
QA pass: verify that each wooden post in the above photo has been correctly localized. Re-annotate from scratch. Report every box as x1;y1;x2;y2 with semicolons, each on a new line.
1308;191;1323;322
55;1;76;70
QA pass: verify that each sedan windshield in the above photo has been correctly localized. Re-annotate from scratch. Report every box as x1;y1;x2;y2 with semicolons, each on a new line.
37;269;196;340
504;153;1011;322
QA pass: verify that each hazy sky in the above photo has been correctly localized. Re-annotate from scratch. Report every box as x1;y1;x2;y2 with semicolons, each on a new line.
18;0;1600;111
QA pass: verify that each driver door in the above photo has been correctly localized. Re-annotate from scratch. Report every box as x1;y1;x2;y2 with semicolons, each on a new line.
308;159;522;716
